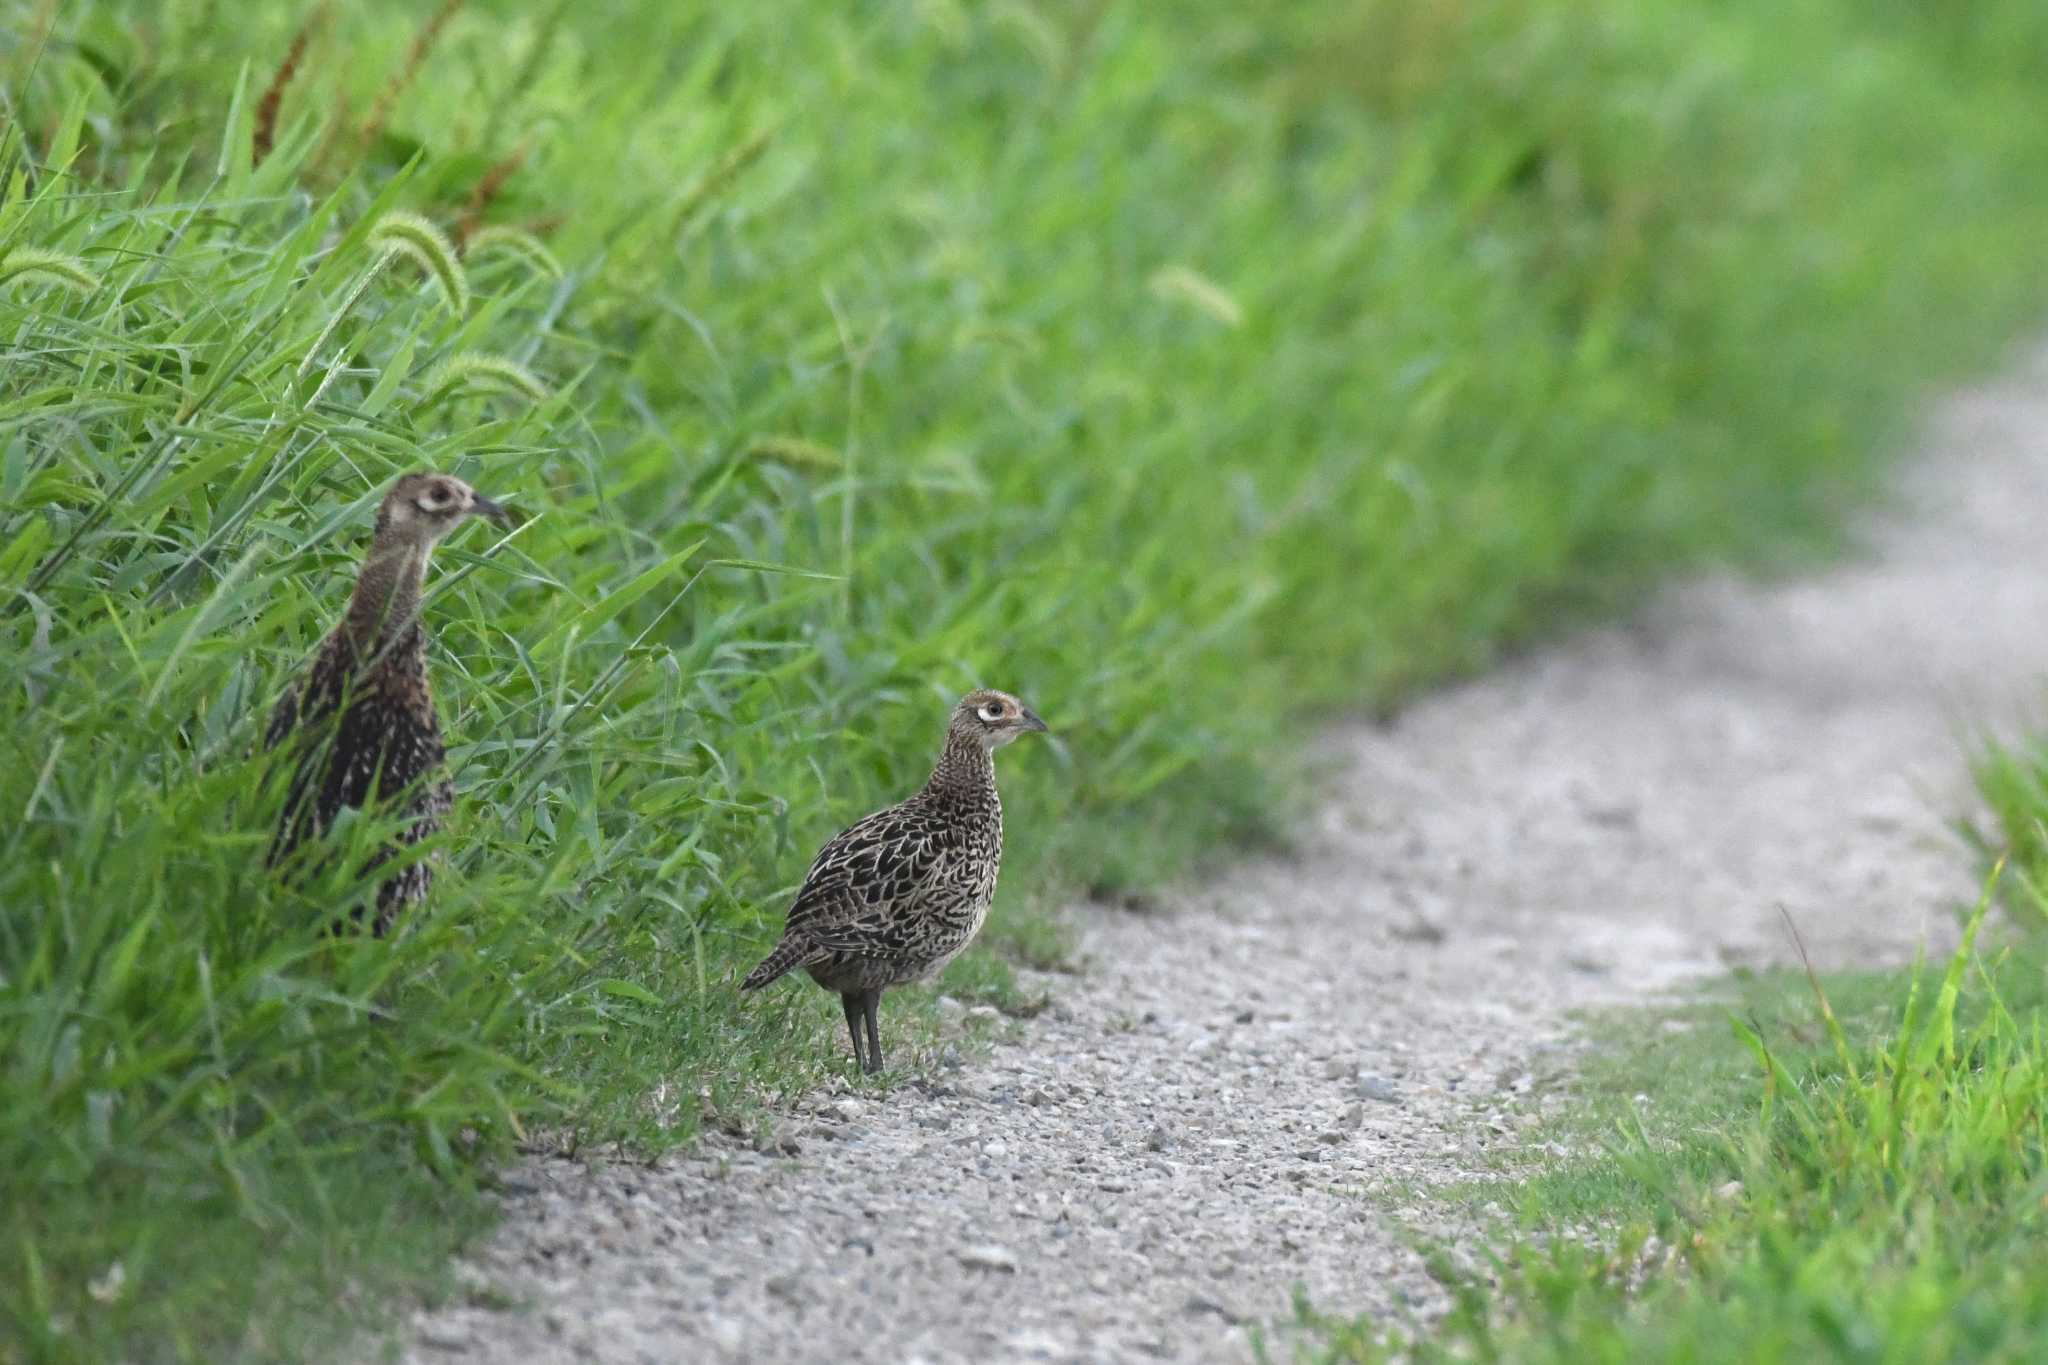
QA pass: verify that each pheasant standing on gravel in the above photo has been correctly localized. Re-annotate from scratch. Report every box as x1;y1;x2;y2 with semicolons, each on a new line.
266;472;508;934
742;689;1051;1073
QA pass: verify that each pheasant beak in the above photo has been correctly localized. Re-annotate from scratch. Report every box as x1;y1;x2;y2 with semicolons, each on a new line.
1020;707;1050;735
469;493;511;524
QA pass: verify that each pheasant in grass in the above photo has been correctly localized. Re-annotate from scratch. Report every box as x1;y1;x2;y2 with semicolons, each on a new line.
266;472;508;935
743;689;1051;1073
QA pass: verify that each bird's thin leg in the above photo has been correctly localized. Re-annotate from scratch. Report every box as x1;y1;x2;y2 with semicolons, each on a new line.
841;992;867;1072
861;990;884;1075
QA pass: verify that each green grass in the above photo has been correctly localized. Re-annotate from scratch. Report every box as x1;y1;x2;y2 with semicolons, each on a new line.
1296;879;2048;1364
6;0;2048;1359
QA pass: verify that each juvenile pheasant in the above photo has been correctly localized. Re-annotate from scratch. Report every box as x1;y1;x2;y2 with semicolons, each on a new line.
742;689;1050;1073
266;472;507;934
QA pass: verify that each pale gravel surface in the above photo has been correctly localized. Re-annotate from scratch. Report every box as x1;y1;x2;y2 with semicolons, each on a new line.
381;347;2048;1364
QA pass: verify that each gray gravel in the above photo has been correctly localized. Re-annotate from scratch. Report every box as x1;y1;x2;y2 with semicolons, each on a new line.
376;348;2048;1364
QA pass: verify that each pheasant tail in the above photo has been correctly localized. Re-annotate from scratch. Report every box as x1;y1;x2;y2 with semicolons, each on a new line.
741;936;815;991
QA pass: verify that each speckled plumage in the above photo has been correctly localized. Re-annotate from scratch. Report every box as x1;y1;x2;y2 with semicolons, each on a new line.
742;689;1050;1073
265;473;505;935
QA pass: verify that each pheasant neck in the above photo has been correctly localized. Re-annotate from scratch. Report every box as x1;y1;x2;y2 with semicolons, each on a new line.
926;730;997;800
344;539;430;652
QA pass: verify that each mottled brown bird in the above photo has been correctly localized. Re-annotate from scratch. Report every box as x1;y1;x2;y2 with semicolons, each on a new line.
742;689;1051;1073
266;472;508;934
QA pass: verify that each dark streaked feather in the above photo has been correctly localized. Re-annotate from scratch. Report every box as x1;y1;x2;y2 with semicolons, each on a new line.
266;621;448;933
747;733;1004;994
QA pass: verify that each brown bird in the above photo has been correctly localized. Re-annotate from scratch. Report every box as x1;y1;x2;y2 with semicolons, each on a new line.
742;689;1050;1073
265;472;508;934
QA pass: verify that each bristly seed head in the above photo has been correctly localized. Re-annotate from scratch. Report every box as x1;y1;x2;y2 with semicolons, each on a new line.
950;688;1051;751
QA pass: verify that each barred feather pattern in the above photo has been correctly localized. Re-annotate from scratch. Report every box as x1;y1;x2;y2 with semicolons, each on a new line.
266;607;450;935
744;729;1004;994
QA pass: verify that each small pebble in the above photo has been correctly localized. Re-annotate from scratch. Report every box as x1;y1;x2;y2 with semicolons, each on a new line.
957;1244;1019;1273
1359;1073;1401;1103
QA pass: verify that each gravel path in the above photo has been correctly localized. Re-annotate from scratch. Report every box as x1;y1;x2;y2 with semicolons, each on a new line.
382;348;2048;1364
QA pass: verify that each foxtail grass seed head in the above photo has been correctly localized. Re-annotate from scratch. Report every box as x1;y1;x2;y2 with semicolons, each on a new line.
0;247;100;294
744;435;844;473
252;7;322;169
359;0;465;150
671;127;774;234
463;224;564;281
457;143;530;247
369;210;470;316
424;352;551;405
1147;264;1244;328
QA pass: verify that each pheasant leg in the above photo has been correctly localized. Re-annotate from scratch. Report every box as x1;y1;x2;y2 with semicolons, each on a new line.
840;992;868;1072
861;990;884;1075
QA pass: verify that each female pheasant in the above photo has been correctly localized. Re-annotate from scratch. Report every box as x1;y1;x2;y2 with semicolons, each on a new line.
265;472;507;934
742;689;1050;1073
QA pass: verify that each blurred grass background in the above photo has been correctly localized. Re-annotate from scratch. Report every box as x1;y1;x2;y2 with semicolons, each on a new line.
4;0;2047;1357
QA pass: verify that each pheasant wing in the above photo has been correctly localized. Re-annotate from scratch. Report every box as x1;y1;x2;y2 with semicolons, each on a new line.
784;802;961;955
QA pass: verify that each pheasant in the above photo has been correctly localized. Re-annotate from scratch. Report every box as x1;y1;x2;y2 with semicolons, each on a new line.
742;689;1050;1073
265;472;507;934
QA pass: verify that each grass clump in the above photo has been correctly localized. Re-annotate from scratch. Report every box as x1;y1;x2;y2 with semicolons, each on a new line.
1301;889;2048;1362
4;0;2048;1358
1972;739;2048;928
